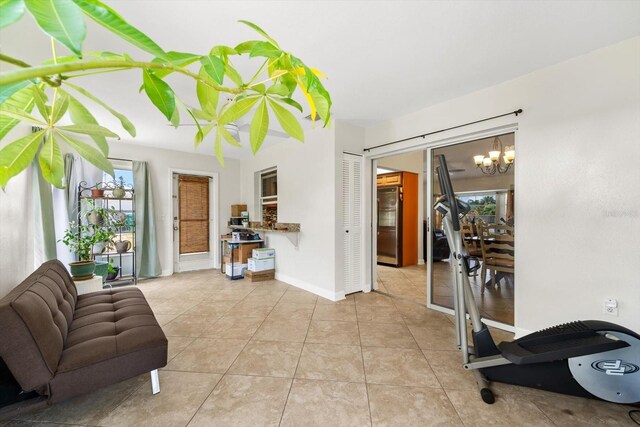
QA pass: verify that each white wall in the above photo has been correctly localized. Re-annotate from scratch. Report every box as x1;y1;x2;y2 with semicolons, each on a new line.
365;37;640;335
378;152;425;263
0;125;35;297
239;127;339;300
107;142;241;276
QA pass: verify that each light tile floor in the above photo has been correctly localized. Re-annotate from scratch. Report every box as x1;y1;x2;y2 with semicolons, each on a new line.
6;269;636;426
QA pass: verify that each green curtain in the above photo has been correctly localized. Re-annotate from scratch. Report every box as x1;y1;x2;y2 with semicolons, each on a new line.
132;161;161;277
33;160;57;260
63;154;76;222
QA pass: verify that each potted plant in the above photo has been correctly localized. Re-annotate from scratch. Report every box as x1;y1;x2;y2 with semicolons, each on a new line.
112;176;126;199
92;225;116;254
106;258;120;281
85;199;116;226
59;222;97;280
91;183;105;198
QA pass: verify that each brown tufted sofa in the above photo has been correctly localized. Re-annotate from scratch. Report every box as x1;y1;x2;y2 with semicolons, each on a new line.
0;259;167;407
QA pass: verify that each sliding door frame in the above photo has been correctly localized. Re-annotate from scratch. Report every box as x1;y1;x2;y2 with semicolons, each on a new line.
365;123;518;332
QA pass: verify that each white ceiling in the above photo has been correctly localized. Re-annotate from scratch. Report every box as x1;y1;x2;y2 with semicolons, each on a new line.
2;1;639;158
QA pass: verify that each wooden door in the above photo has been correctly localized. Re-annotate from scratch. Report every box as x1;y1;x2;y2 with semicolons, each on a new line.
179;175;210;254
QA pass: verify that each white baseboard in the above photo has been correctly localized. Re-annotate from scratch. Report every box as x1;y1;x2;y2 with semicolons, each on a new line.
274;272;344;302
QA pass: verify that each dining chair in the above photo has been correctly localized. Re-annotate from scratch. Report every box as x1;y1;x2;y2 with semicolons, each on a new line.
461;223;482;277
478;223;515;293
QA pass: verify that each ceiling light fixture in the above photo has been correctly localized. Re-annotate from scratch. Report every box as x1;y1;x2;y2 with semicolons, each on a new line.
473;137;515;175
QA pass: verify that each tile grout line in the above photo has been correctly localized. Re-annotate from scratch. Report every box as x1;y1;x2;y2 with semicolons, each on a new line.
182;280;292;427
276;294;318;427
355;297;374;427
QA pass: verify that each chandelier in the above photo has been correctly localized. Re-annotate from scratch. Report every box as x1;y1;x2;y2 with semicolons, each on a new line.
473;137;515;175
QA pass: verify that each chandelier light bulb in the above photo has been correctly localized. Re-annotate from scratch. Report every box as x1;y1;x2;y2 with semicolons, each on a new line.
489;151;500;161
473;155;485;165
482;157;492;167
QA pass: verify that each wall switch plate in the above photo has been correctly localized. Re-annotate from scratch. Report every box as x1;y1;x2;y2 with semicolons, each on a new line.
604;298;618;316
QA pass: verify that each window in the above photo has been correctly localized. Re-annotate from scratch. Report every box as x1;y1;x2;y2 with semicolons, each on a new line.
260;168;277;226
458;191;509;225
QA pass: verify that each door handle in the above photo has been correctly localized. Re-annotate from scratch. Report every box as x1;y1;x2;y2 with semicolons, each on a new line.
173;225;178;231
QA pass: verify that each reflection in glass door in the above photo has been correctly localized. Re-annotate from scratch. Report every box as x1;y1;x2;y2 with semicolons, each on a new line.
428;133;516;326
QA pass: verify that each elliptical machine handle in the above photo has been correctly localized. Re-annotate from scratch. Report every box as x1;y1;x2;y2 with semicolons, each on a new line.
436;154;461;232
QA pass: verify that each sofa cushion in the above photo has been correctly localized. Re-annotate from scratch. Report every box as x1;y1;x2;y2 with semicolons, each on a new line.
57;287;166;373
0;260;76;392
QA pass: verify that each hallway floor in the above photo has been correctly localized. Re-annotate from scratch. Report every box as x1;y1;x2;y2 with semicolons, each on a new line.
377;262;514;325
6;269;634;426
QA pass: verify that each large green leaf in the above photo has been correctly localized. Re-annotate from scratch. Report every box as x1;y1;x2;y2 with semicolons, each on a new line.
196;67;219;117
152;51;200;79
0;129;45;189
249;99;269;154
24;0;86;56
50;90;69;123
217;96;259;125
64;82;136;137
225;63;244;86
0;0;25;29
0;84;36;139
56;129;114;177
0;103;46;126
142;70;175;121
309;87;331;126
66;92;109;155
57;123;119;138
266;84;289;97
72;0;167;59
214;130;224;166
273;96;303;113
234;40;260;54
32;85;50;120
200;54;225;85
38;131;64;188
169;103;180;128
0;80;30;105
268;98;304;142
219;123;241;147
238;20;279;48
249;41;282;59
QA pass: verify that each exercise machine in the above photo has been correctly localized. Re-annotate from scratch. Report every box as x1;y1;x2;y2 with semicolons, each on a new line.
433;154;640;405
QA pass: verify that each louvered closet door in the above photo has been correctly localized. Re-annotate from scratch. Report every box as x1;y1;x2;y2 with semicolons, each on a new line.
342;154;364;295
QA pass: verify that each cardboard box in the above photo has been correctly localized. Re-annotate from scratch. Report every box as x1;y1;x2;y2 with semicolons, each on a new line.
231;204;247;217
252;248;275;259
248;257;275;272
244;269;275;282
225;263;247;278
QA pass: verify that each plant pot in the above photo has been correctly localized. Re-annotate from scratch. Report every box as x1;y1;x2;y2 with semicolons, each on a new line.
87;211;103;225
69;260;96;281
112;188;126;198
114;211;127;225
115;240;131;253
106;266;120;281
91;189;105;198
94;261;109;283
93;242;107;254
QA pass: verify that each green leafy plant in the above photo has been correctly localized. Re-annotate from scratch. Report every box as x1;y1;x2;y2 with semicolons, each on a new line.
107;257;117;274
59;221;96;261
0;0;332;190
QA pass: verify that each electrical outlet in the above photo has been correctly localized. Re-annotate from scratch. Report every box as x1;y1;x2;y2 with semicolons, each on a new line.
604;298;618;316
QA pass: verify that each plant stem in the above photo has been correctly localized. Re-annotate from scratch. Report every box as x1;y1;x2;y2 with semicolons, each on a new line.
0;57;242;94
0;53;60;87
63;68;131;78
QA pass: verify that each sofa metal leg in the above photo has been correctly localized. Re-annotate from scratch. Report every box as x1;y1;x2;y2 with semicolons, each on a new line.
150;369;160;395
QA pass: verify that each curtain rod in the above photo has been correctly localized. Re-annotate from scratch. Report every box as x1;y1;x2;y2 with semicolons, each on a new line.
363;109;523;152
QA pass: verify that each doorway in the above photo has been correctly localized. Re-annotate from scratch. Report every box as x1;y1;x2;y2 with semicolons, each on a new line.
370;131;516;329
172;173;217;273
429;133;515;325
